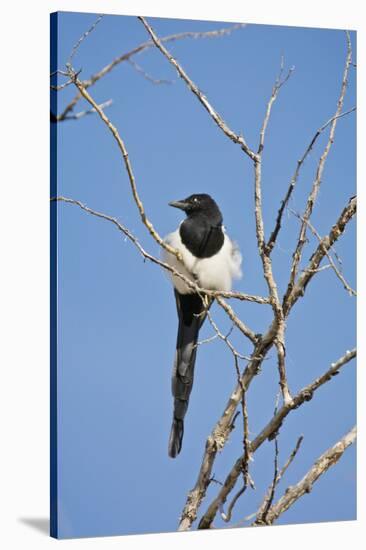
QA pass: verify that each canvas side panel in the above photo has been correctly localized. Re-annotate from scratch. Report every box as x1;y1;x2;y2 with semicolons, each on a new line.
50;11;58;540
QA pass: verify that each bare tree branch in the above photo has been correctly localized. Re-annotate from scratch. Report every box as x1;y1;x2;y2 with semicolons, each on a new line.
136;24;294;376
127;58;174;85
252;66;293;404
66;69;183;262
284;32;353;304
67;14;104;68
255;398;281;523
205;314;251;361
285;195;356;314
197;348;355;528
252;348;355;448
218;359;255;525
289;208;356;297
60;99;113;120
56;24;246;121
254;434;304;524
252;426;356;525
50;78;74;91
258;56;295;154
50;69;69;78
274;324;292;405
302;264;332;274
253;159;280;304
220;395;285;526
178;320;278;531
137;21;293;418
52;196;268;305
265;106;356;254
215;296;259;345
138;16;257;161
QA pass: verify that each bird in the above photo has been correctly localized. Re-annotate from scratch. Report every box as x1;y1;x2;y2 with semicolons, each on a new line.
162;193;242;458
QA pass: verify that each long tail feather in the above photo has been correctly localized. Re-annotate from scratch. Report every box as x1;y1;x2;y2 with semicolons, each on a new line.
168;291;210;458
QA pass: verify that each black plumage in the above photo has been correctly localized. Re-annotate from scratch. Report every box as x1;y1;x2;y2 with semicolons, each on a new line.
168;290;211;458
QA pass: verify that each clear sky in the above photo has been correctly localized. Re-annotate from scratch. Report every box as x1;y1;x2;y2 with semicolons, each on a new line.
52;11;356;539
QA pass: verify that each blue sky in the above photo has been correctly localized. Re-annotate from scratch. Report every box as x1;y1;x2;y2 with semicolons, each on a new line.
52;12;356;539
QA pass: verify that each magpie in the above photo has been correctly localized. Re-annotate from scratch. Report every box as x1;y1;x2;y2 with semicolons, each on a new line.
162;194;242;458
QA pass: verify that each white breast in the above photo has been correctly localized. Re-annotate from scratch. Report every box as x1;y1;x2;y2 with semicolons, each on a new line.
162;227;242;294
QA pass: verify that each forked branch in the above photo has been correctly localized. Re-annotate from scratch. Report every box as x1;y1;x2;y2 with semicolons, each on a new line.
56;23;246;121
284;31;353;303
197;348;356;528
52;196;268;305
252;426;356;525
138;16;257;161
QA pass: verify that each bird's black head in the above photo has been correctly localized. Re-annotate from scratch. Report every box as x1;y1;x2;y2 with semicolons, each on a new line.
169;193;223;225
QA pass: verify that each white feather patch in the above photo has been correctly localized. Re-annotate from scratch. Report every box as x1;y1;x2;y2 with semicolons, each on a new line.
162;227;242;294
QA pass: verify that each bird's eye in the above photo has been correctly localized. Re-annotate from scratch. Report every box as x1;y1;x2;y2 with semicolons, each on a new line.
193;197;198;203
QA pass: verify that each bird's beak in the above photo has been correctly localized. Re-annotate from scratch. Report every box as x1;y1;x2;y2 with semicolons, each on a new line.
168;200;188;211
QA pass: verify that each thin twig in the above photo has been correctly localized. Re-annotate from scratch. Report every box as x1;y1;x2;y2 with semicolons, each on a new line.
127;59;174;85
61;99;113;120
225;365;254;520
50;78;74;91
56;24;246;121
66;69;183;262
52;196;267;305
206;313;251;360
285;195;356;314
215;296;258;345
265;107;355;254
50;69;69;78
218;379;257;525
252;61;288;321
256;394;281;523
197;348;355;528
195;333;220;347
252;348;355;449
67;14;104;68
257;433;304;524
178;319;279;531
220;393;281;526
252;426;356;525
302;264;332;274
275;436;304;487
258;56;295;154
284;31;353;303
138;16;257;161
289;208;356;297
